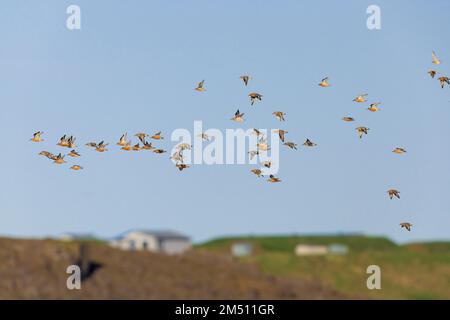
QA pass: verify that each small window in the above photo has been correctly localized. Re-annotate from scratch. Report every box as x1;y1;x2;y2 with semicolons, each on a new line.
142;241;148;250
129;240;136;251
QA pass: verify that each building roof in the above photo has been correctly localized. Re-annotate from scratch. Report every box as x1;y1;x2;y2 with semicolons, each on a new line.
111;229;190;241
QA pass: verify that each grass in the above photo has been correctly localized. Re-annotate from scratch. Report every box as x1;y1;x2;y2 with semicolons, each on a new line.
196;235;450;299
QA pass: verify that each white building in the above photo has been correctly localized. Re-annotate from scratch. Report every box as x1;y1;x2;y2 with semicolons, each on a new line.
294;243;349;256
231;242;252;257
295;244;329;256
109;230;191;255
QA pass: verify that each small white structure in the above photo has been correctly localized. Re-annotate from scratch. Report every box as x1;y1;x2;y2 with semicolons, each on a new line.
109;230;191;255
231;242;252;257
59;232;97;241
295;244;329;256
328;243;349;255
295;243;349;256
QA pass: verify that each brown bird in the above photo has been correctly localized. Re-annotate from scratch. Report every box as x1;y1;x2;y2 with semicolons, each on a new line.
356;126;370;139
39;151;55;160
432;51;441;65
231;109;245;123
70;165;83;171
117;133;128;146
176;163;190;171
198;132;210;141
53;153;66;164
195;80;206;92
303;139;317;147
85;141;108;152
153;149;167;154
132;143;141;151
262;161;272;168
151;131;163;140
249;92;262;105
135;133;148;144
275;129;288;142
142;141;154;150
252;128;264;137
387;189;400;199
400;222;412;231
318;77;330;87
438;76;450;89
267;174;281;183
392;147;407;155
251;168;262;177
342;117;355;122
68;150;81;157
57;135;69;147
30;131;44;142
367;102;381;112
428;70;438;78
353;94;368;103
272;111;286;121
121;141;132;151
240;75;251;86
284;142;298;150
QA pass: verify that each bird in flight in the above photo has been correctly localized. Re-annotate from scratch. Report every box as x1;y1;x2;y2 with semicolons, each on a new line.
272;111;286;121
257;138;270;151
400;222;412;231
428;70;438;78
70;165;83;171
432;51;441;65
176;163;190;171
195;80;206;92
121;141;132;151
387;189;400;199
142;141;154;150
135;133;148;144
66;136;76;148
342;117;355;122
262;161;272;168
318;77;330;87
231;109;245;123
39;151;55;160
249;92;262;105
353;94;368;103
248;150;259;160
153;149;167;154
356;126;370;139
31;131;44;142
284;142;298;150
274;129;287;142
117;133;128;146
267;174;281;183
252;128;264;138
392;148;407;155
151;131;163;140
57;135;69;147
132;143;141;151
438;76;450;89
367;102;381;112
53;153;66;164
198;132;210;141
303;139;317;147
251;168;262;177
68;150;81;157
240;75;251;86
86;141;109;152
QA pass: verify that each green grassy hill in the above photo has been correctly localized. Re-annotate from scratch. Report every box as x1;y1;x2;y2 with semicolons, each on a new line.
197;235;450;299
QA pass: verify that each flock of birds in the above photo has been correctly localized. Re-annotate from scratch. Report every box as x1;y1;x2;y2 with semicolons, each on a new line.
30;51;448;233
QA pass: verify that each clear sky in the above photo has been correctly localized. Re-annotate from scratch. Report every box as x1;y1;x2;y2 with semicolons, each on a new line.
1;0;449;243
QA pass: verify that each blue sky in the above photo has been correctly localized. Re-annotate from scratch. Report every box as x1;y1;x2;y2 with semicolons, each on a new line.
0;0;449;243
